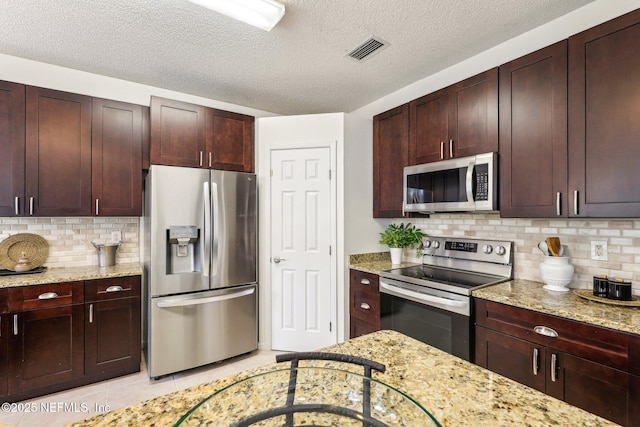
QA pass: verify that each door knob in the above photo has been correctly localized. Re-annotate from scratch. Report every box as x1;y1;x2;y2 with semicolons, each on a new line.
273;256;286;264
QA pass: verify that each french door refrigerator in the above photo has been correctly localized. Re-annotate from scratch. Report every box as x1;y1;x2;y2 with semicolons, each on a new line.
144;165;257;378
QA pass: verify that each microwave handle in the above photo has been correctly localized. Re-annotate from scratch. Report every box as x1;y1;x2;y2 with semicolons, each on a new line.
466;160;475;205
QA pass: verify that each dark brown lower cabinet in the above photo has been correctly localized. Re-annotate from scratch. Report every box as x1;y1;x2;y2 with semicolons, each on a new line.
349;269;381;339
85;276;141;378
0;313;7;399
8;303;84;396
475;299;640;426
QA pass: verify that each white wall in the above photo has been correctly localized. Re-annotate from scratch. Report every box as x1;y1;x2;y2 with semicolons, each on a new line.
256;113;343;349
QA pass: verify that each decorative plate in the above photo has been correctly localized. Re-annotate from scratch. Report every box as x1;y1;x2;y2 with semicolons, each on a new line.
573;289;640;307
0;233;49;271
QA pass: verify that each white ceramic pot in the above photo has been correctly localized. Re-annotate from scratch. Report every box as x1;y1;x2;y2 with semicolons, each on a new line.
539;256;574;292
390;248;403;265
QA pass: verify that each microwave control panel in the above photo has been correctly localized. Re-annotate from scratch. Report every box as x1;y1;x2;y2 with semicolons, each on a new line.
475;164;489;201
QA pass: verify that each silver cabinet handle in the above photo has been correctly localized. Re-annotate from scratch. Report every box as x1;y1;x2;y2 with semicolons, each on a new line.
573;190;579;215
556;192;561;216
551;353;558;382
360;278;370;285
449;139;453;158
199;151;203;167
106;285;123;293
273;256;286;264
209;152;212;168
38;292;59;300
89;303;93;323
360;302;371;310
13;314;18;336
14;196;19;215
95;199;99;216
440;141;444;160
533;348;539;376
534;325;558;337
29;197;34;216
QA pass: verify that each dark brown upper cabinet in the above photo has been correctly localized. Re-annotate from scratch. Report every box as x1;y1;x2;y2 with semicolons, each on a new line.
499;41;568;218
92;98;143;216
150;96;255;172
410;68;498;165
568;8;640;217
25;86;92;217
150;96;206;168
0;81;25;217
206;108;254;172
373;104;409;218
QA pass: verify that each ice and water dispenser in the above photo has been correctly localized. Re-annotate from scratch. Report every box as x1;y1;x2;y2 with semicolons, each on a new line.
166;226;201;274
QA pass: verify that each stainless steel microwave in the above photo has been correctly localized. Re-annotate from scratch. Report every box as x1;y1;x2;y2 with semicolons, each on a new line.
403;152;497;213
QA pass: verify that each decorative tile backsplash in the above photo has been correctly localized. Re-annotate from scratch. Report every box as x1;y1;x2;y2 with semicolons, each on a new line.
402;213;640;294
0;217;140;268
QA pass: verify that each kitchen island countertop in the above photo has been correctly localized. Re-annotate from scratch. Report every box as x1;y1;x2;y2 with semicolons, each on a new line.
0;263;142;289
67;330;615;426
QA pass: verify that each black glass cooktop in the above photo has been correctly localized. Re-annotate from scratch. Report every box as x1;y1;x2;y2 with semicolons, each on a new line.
382;265;501;290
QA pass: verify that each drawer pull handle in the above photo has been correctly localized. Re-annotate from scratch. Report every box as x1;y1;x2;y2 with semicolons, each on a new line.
533;326;558;338
89;304;94;323
13;314;18;336
38;292;59;300
106;285;124;293
360;279;370;285
360;303;371;310
532;348;539;376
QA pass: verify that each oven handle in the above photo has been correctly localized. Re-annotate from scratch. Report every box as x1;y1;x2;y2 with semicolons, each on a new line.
380;282;467;308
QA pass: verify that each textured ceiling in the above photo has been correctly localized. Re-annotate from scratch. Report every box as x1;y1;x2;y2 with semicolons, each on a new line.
1;0;595;115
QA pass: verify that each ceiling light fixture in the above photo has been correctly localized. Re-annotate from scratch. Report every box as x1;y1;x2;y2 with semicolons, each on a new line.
188;0;285;31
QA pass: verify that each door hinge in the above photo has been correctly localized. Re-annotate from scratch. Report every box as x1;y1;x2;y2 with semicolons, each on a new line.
329;169;332;180
329;246;332;255
270;169;273;177
329;322;332;332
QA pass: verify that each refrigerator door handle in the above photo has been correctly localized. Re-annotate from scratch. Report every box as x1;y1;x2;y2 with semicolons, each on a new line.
156;287;255;308
203;182;211;277
211;181;219;279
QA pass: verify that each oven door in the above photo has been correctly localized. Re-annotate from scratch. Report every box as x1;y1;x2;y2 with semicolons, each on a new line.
379;278;473;361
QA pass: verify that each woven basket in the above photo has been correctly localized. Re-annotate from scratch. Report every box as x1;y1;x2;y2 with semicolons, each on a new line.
0;233;49;271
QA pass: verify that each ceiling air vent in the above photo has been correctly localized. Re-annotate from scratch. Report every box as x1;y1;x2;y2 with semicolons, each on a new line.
346;37;388;62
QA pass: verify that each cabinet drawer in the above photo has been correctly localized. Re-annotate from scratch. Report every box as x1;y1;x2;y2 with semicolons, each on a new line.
349;270;379;294
350;290;380;324
0;288;8;314
85;276;141;302
8;282;83;311
475;299;634;372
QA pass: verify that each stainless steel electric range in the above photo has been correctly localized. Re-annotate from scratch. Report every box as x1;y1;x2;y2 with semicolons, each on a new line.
379;236;514;361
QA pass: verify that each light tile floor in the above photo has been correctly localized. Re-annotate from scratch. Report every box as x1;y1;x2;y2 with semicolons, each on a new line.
0;349;283;427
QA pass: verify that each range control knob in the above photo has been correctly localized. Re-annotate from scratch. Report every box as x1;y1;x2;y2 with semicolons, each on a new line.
423;240;432;248
431;241;441;249
482;244;493;254
495;246;507;256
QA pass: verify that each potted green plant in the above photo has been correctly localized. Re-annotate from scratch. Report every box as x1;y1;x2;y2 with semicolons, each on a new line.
379;223;425;264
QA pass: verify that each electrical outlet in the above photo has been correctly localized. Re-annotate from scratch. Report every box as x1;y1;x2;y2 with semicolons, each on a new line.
591;240;608;261
111;231;122;243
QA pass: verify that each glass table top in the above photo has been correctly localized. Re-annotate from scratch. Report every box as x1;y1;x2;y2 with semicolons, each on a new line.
175;367;440;426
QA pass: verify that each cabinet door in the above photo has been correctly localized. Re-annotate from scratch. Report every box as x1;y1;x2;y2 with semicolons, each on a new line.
409;88;449;164
546;350;631;426
25;86;92;216
449;68;498;159
568;9;640;217
373;104;409;218
92;98;143;216
475;326;546;392
0;313;7;398
0;81;25;217
350;317;380;339
85;297;141;377
500;42;568;217
8;304;84;394
150;96;206;168
206;108;254;172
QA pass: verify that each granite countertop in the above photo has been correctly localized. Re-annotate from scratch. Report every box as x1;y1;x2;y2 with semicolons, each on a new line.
67;330;614;426
473;279;640;336
348;251;418;275
0;263;142;289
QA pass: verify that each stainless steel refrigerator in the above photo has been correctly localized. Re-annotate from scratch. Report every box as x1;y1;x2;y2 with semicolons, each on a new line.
143;165;257;378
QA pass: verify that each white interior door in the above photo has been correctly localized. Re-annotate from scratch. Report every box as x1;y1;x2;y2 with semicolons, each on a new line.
271;147;334;351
